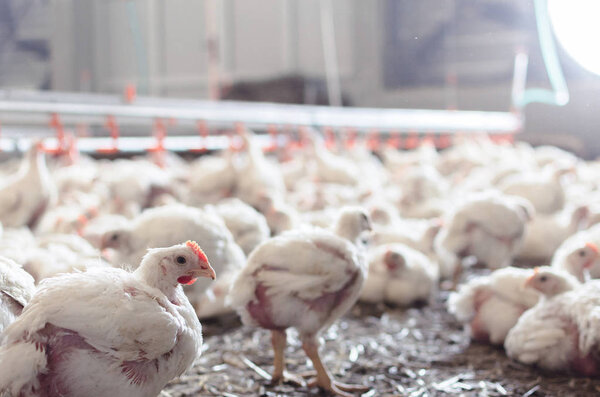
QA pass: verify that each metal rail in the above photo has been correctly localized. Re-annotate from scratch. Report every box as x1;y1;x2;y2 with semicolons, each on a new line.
0;89;522;153
0;90;522;133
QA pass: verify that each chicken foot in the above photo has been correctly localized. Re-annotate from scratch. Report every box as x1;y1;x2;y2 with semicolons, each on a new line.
302;338;370;397
269;330;307;386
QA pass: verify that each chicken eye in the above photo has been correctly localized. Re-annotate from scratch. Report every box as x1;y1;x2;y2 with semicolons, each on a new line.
579;250;586;257
111;234;119;241
540;275;548;282
176;256;186;265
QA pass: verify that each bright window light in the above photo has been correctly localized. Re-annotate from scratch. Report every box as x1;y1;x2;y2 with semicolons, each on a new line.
548;0;600;76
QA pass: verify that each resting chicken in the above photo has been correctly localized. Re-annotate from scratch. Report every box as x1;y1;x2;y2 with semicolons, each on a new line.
0;241;215;397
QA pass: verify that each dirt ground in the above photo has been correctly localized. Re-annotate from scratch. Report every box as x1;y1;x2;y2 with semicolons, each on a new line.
162;285;600;397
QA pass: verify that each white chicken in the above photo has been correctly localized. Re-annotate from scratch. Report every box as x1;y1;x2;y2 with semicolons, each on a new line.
435;191;533;281
517;205;589;262
24;234;109;283
229;207;371;396
0;227;37;266
551;241;599;282
552;223;600;280
256;195;299;236
0;241;215;397
504;267;600;375
79;212;130;249
97;158;174;217
235;130;286;209
379;142;438;173
210;198;270;255
0;143;55;228
372;218;442;258
187;151;236;206
360;243;438;306
99;204;245;314
448;267;539;344
0;256;35;333
499;167;567;214
396;165;448;219
303;129;360;186
365;199;400;227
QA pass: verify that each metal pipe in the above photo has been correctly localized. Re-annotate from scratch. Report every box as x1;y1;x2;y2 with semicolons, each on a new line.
0;90;522;134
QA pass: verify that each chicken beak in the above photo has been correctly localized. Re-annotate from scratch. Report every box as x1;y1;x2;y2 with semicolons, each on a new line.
524;267;539;288
524;275;535;288
193;261;217;280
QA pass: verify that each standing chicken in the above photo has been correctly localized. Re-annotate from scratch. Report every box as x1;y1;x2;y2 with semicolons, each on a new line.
448;267;539;344
0;256;35;333
99;204;245;313
229;207;371;396
235;129;286;209
504;268;600;375
360;243;438;306
0;143;55;228
0;241;215;396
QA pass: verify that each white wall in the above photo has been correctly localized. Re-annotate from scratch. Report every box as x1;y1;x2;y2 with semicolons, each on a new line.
51;0;357;97
48;0;600;157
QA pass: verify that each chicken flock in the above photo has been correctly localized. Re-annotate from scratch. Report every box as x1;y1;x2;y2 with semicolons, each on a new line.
0;129;600;396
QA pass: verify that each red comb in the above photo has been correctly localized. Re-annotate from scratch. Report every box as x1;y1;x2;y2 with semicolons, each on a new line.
186;240;208;263
525;267;540;285
586;242;599;255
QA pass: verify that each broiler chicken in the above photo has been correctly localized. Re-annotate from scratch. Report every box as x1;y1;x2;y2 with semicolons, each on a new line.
435;191;533;282
256;195;299;236
0;227;37;266
551;241;599;282
499;166;567;214
303;128;360;186
229;207;371;397
448;267;539;344
517;205;589;262
504;267;600;375
211;198;270;255
372;217;441;258
24;234;109;283
0;143;55;228
552;223;600;280
0;256;35;333
235;129;286;209
396;165;448;219
0;241;215;397
187;151;236;206
360;243;438;306
99;204;245;315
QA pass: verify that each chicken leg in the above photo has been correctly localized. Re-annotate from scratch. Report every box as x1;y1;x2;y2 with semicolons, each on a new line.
270;330;306;386
451;260;463;290
302;338;369;397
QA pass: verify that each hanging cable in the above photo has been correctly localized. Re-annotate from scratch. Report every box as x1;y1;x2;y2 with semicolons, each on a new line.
514;0;569;108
